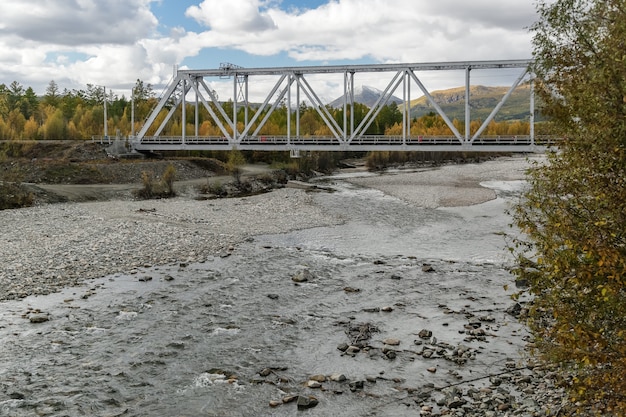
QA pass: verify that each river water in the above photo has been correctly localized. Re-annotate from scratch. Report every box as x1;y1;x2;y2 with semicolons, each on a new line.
0;164;531;417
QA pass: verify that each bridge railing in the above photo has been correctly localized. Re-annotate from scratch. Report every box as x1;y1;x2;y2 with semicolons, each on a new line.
136;134;559;147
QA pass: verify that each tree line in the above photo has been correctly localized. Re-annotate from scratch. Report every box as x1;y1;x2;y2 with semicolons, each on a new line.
0;79;533;141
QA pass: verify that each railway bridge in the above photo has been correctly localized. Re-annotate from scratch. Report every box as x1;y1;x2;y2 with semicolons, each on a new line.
129;59;550;155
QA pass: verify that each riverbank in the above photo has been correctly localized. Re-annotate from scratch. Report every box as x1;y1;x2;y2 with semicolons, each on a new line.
1;154;570;417
0;157;536;302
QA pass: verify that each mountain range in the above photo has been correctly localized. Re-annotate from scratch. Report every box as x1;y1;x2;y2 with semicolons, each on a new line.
328;84;532;121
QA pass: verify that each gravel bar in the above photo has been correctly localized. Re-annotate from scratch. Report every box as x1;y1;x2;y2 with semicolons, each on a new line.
0;188;342;301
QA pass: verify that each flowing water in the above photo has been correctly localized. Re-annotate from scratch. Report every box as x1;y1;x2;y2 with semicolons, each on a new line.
0;168;531;417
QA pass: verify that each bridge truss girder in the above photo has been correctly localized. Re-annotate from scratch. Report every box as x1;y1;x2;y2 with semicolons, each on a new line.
133;59;539;153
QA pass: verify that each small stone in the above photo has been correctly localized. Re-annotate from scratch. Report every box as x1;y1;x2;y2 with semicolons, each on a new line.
337;343;349;352
349;381;364;391
269;400;281;407
448;397;467;408
163;275;174;281
309;374;326;382
29;314;49;323
427;367;437;373
297;395;319;409
282;395;298;403
343;287;360;293
381;306;393;312
383;338;401;346
345;345;360;355
259;368;272;377
422;264;435;272
267;294;279;300
9;392;25;400
329;373;346;382
418;329;432;339
506;303;522;317
307;380;322;388
138;275;153;282
292;269;313;283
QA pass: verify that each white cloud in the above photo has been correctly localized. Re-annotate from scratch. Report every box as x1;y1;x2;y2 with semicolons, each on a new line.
0;0;537;98
185;0;276;32
0;0;158;46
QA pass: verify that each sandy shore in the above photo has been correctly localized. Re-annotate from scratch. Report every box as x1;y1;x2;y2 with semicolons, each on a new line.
344;156;535;208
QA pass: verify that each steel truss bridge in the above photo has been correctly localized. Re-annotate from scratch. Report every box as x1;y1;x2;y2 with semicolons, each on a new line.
132;59;546;155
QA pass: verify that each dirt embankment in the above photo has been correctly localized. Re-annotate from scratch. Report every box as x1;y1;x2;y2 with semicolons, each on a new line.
0;140;231;204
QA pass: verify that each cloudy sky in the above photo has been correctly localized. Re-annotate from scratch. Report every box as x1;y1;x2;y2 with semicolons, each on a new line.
0;0;538;100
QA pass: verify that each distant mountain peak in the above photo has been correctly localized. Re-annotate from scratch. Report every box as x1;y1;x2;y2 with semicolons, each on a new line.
328;84;402;108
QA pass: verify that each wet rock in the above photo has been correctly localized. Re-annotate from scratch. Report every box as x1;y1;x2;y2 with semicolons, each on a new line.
337;343;349;352
138;275;153;282
422;264;435;272
329;373;346;382
373;260;386;265
385;350;397;360
390;274;403;280
269;400;281;407
383;338;400;346
381;306;393;312
292;269;313;283
267;294;279;300
345;345;360;355
29;313;49;323
349;381;364;391
297;395;319;410
418;329;432;339
282;395;298;404
343;286;360;293
163;274;174;281
259;368;272;377
506;303;522;317
515;278;529;288
9;392;25;400
306;380;322;388
309;374;326;382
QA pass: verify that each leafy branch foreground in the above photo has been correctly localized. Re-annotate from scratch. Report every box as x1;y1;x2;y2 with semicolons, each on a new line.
512;0;626;414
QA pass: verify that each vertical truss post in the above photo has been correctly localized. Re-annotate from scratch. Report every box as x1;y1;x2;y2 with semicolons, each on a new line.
287;73;292;142
343;72;349;140
194;77;199;137
403;70;410;143
530;77;535;145
243;75;249;129
465;67;471;143
182;77;186;145
350;72;355;137
232;75;237;142
296;74;301;137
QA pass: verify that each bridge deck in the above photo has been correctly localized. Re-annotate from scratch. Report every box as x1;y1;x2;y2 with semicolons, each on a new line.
129;135;551;153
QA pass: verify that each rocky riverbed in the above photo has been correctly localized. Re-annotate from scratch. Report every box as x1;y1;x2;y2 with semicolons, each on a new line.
0;155;572;416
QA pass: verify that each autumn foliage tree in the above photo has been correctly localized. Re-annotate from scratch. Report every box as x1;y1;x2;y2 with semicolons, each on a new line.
512;0;626;414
